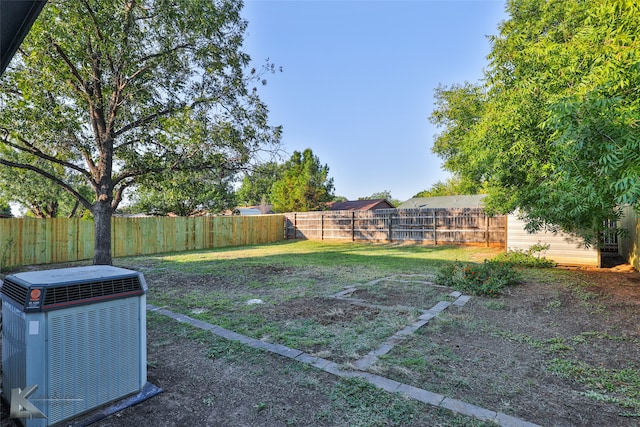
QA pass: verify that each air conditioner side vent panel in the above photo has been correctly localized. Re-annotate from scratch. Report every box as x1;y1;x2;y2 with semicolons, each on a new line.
0;278;28;307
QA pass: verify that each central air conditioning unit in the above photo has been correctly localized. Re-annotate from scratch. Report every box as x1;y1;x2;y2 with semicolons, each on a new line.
1;265;148;427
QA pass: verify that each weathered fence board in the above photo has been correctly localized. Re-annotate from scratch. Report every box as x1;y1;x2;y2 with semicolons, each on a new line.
0;215;284;268
284;208;506;246
620;206;640;271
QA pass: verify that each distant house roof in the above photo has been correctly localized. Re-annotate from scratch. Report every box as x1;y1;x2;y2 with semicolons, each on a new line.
230;204;274;214
232;207;262;215
398;194;487;209
328;199;395;211
251;204;274;214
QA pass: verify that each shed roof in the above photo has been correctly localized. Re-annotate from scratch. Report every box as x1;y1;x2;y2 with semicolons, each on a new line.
329;199;394;211
398;194;487;209
233;207;262;215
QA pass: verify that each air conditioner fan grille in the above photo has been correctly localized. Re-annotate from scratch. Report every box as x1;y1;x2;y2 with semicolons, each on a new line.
43;277;143;307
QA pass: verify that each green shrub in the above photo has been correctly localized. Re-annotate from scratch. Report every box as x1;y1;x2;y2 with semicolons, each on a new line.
435;260;522;297
492;244;556;268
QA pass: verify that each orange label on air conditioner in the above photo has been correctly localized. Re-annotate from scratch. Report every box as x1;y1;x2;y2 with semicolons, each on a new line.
30;288;42;301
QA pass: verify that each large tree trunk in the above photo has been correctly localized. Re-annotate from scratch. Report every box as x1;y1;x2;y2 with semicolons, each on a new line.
93;199;113;265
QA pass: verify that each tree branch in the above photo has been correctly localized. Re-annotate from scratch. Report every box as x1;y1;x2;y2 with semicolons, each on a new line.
113;96;215;137
113;107;174;136
79;0;108;51
112;179;135;210
51;40;89;94
0;159;94;211
138;43;194;66
111;153;236;190
117;42;194;94
0;131;92;179
68;200;81;218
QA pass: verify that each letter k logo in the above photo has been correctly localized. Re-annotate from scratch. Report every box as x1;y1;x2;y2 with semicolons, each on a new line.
10;385;47;419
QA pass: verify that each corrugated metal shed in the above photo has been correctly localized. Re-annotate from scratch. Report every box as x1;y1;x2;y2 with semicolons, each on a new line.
398;195;487;209
507;214;600;267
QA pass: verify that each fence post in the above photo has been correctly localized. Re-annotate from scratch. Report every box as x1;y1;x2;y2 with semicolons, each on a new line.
485;212;489;247
351;211;355;241
321;213;325;240
294;213;297;240
433;210;438;245
283;216;287;240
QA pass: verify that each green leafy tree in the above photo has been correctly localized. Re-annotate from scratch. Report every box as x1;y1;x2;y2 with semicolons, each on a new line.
271;149;334;212
538;0;640;231
130;167;236;216
358;191;398;207
0;152;91;218
478;0;596;228
430;0;640;241
429;83;489;191
236;161;284;206
0;0;280;264
0;202;12;217
414;176;481;198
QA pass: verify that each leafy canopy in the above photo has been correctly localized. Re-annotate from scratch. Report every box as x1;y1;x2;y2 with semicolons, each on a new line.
430;0;640;240
270;148;334;212
130;167;237;216
236;161;285;206
413;176;483;199
356;191;399;207
0;0;281;263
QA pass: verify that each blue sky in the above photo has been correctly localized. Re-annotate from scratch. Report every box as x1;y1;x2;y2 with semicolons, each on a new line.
241;0;507;202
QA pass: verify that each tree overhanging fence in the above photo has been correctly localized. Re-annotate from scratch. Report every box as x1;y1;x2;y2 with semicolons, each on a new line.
284;208;507;247
0;215;284;269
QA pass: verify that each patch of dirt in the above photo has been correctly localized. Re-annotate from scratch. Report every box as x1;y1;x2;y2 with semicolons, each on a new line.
350;285;452;309
371;265;640;427
2;261;640;427
68;317;352;427
260;297;381;325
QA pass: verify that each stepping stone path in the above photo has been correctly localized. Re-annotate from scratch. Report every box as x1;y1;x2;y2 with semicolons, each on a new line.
148;275;541;427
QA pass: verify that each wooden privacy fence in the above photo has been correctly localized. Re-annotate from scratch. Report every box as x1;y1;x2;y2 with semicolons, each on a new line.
284;208;507;247
620;205;640;271
0;215;284;268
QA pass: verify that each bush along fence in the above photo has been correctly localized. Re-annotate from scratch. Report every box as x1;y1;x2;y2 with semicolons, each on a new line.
0;215;285;269
284;208;507;247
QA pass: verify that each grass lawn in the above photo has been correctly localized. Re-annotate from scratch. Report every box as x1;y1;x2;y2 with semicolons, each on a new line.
127;241;496;362
2;240;638;427
115;240;640;426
